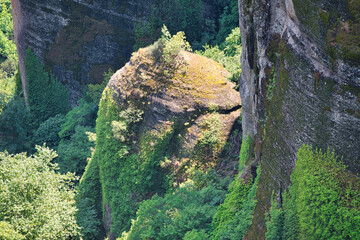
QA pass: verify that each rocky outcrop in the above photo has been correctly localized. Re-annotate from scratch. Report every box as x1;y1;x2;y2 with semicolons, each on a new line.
11;0;223;106
81;43;242;239
239;0;360;238
11;0;152;105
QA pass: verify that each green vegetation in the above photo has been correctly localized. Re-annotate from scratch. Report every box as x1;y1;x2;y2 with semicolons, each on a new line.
211;136;260;240
0;146;80;239
90;88;173;235
0;221;25;240
0;0;18;112
134;0;239;50
57;125;95;176
33;114;66;149
266;67;276;100
195;27;241;82
265;194;285;240
25;49;70;127
193;113;223;168
265;145;360;240
77;156;103;240
0;96;30;153
119;182;227;240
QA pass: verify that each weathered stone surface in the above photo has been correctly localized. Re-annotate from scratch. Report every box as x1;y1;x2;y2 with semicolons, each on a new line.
12;0;152;105
239;0;360;238
92;45;242;238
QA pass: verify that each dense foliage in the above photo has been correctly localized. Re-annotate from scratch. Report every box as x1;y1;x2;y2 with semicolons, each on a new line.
134;0;239;50
265;145;360;240
33;114;66;149
196;27;241;82
119;182;227;240
0;146;80;239
0;0;18;115
25;49;70;127
211;136;260;240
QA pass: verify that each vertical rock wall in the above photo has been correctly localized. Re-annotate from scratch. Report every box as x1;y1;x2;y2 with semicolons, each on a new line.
11;0;152;105
239;0;360;238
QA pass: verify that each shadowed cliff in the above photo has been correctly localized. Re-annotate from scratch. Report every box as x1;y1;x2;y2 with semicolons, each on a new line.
11;0;152;105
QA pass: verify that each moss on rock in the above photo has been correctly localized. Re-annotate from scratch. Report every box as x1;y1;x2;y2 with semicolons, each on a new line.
80;38;242;238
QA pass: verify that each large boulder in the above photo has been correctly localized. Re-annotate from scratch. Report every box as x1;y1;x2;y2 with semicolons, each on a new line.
81;41;242;239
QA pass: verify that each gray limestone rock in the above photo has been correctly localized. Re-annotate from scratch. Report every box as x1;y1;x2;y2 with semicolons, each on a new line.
238;0;360;238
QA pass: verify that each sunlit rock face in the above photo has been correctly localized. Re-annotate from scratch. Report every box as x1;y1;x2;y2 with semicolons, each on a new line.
12;0;152;105
239;0;360;238
87;45;242;239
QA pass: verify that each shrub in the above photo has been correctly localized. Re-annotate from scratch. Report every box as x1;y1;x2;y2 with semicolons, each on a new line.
77;156;104;240
0;221;24;240
195;27;241;82
119;183;226;240
0;146;80;239
0;97;30;153
211;136;259;240
289;145;360;239
33;114;66;149
264;145;360;240
59;99;97;139
57;125;95;176
265;194;285;240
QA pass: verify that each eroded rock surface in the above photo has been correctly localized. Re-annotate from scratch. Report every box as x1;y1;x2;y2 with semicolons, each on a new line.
82;44;242;238
238;0;360;238
11;0;152;105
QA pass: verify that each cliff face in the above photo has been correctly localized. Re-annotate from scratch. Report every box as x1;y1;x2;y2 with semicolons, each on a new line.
11;0;151;105
239;0;360;238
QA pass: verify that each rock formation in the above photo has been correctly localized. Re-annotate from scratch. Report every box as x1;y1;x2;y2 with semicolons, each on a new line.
11;0;152;105
80;42;242;239
238;0;360;238
11;0;222;106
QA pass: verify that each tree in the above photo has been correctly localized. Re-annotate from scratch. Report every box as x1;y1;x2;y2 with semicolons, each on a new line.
33;114;66;149
25;49;70;127
0;146;81;239
119;183;226;240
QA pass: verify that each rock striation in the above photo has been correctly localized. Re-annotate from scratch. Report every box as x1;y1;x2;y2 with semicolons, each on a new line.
238;0;360;238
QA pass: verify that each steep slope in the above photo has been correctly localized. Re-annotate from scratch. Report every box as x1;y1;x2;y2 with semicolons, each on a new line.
80;41;242;239
238;0;360;238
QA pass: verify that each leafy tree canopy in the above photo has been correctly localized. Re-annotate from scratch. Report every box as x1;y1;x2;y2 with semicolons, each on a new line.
0;146;81;239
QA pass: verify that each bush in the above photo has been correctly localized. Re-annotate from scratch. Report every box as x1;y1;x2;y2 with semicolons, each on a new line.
57;125;95;176
265;194;285;240
33;114;66;149
215;0;239;45
59;99;97;139
196;27;241;83
77;156;104;240
0;97;30;153
0;146;80;239
211;136;259;240
0;221;24;240
119;183;226;240
289;145;360;239
264;145;360;240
